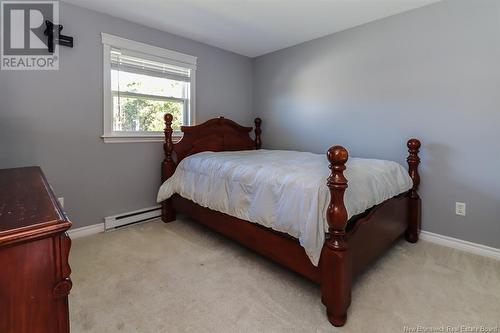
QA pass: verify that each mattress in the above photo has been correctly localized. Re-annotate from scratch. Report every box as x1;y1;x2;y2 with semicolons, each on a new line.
157;149;412;265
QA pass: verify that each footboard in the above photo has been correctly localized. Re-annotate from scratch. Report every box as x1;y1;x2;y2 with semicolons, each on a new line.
347;194;409;276
320;139;421;327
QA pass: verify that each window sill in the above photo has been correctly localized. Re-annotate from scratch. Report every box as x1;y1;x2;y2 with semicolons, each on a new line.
102;134;182;143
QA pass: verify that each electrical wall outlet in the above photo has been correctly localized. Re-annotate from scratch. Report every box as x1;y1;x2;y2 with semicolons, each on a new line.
455;202;466;216
58;197;64;208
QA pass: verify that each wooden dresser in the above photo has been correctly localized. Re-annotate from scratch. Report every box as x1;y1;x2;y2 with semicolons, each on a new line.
0;167;72;333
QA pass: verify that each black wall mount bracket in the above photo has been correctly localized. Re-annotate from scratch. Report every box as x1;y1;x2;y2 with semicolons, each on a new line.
44;20;74;53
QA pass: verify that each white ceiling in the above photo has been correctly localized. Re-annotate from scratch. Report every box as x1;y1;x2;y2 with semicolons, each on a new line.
64;0;441;57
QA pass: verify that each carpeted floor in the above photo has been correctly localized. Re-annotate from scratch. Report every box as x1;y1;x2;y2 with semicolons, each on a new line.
69;218;500;332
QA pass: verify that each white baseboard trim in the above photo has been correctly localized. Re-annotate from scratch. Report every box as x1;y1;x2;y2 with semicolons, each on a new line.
420;230;500;261
67;223;105;239
67;205;162;239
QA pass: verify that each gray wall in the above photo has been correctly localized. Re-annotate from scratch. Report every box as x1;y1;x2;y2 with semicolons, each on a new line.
0;2;253;228
253;0;500;248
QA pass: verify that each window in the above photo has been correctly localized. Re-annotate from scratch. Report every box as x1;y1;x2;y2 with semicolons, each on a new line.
101;33;197;143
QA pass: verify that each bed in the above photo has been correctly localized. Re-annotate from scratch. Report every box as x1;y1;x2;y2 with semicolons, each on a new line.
158;113;421;327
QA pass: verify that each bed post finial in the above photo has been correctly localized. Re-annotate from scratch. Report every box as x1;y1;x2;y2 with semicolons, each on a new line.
161;113;176;223
406;138;421;243
321;145;351;327
254;118;262;149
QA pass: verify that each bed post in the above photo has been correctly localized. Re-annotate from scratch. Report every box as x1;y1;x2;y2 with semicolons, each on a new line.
406;138;421;243
161;113;176;223
321;145;351;327
254;118;262;149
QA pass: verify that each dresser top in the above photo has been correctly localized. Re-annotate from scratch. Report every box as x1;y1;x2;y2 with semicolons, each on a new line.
0;167;71;245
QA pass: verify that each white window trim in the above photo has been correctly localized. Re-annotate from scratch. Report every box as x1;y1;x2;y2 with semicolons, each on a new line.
101;33;197;143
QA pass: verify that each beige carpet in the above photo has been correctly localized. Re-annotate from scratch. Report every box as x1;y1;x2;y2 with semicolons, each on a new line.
70;218;500;332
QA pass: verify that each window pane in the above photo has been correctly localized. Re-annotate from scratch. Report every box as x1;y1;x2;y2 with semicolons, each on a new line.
113;96;184;132
111;69;188;99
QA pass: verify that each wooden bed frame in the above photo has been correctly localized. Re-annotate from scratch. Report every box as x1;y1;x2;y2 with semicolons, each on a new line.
160;113;421;327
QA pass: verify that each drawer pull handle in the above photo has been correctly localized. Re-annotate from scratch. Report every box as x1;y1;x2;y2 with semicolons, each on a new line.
53;278;73;297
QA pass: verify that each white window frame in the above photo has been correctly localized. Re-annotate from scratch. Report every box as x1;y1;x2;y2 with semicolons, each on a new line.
101;33;197;143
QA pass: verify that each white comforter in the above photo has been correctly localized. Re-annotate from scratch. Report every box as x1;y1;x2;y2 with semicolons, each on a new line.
157;149;412;265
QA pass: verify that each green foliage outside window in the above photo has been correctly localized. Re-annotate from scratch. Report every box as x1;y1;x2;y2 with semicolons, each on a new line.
116;82;184;131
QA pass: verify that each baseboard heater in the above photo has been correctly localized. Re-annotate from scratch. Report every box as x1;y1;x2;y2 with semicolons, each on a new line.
104;205;161;230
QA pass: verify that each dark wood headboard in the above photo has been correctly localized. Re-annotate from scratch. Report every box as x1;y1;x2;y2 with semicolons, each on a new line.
162;114;262;181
